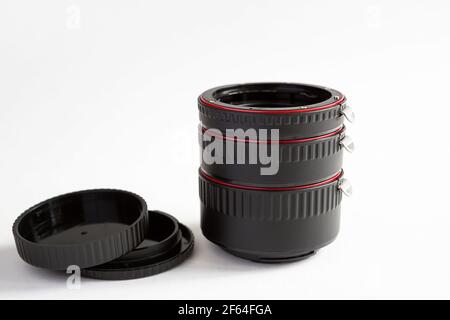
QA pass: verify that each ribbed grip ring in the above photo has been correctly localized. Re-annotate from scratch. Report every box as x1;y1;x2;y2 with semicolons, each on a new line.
200;127;345;186
199;83;347;139
279;130;343;162
199;102;342;127
199;172;343;222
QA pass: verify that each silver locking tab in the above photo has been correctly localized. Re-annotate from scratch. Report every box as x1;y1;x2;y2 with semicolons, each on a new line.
340;104;355;123
340;135;355;153
338;178;353;197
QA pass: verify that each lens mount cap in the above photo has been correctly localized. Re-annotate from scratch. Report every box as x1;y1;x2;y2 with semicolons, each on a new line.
82;210;194;280
13;190;194;278
12;189;149;270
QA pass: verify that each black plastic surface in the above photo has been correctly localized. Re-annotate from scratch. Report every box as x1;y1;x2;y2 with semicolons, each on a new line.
82;210;194;280
13;189;148;270
200;126;345;187
199;172;342;263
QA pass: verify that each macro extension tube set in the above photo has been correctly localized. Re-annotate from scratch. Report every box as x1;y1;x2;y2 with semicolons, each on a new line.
198;83;354;262
12;82;353;280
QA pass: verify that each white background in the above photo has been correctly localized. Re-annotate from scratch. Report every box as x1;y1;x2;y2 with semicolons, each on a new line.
1;0;449;299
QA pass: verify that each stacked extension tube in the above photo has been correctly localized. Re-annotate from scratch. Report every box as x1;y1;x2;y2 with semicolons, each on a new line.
198;83;354;262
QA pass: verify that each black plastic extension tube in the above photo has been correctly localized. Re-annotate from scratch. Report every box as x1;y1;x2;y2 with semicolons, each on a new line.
198;82;349;139
200;125;346;187
199;169;343;262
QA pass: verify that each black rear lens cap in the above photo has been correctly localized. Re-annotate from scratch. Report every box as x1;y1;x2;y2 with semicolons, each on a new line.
12;189;149;270
81;210;194;280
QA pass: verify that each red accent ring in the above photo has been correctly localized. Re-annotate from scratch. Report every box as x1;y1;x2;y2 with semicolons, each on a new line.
199;95;346;114
200;169;343;191
201;125;344;144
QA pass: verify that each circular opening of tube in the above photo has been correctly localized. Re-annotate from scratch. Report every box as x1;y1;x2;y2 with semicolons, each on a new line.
211;83;333;109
